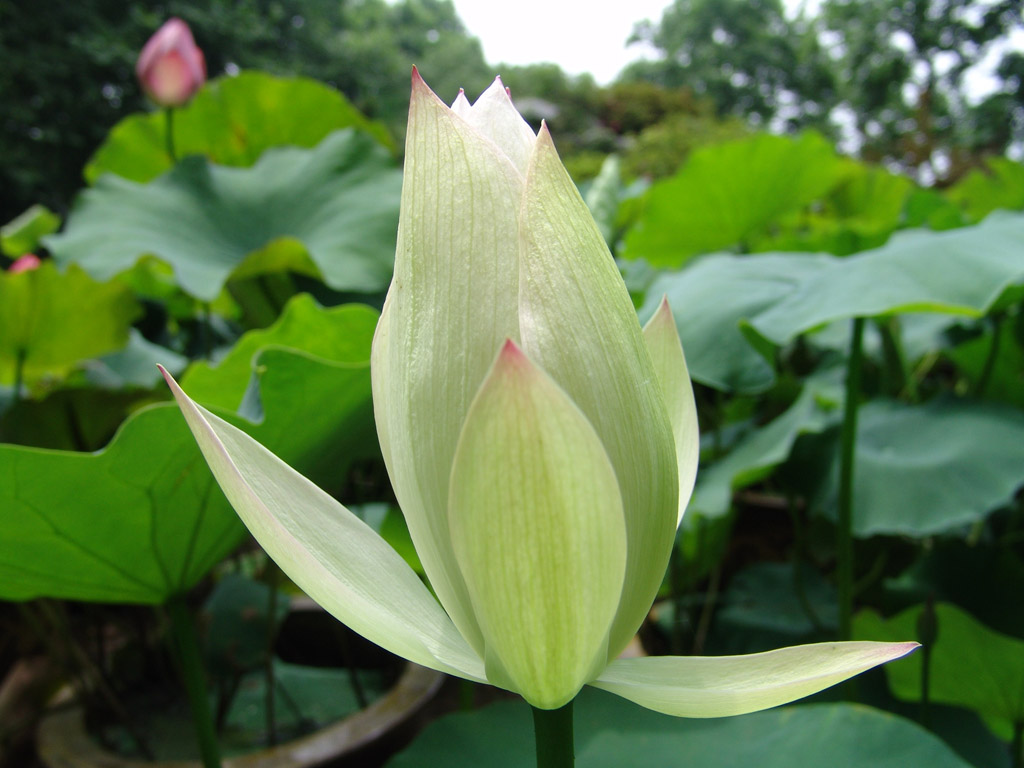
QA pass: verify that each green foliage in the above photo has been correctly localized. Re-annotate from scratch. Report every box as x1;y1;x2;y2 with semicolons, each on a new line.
0;0;488;223
688;373;842;519
816;398;1024;537
86;71;394;184
624;0;836;130
1;205;61;259
622;111;750;180
0;261;140;390
0;403;245;603
639;252;834;392
0;295;379;604
180;295;379;497
622;133;847;266
48;130;402;301
856;603;1024;741
820;0;1024;182
748;212;1024;347
390;688;971;767
946;157;1024;223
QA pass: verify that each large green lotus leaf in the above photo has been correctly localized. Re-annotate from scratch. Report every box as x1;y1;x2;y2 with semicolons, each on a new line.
85;71;394;184
388;687;970;767
47;130;402;301
639;252;833;393
748;212;1024;347
0;300;379;603
0;262;139;388
1;205;60;258
819;398;1024;537
856;603;1024;741
0;403;244;604
688;372;842;520
622;132;847;267
181;296;379;495
945;158;1024;223
180;294;377;410
755;164;913;255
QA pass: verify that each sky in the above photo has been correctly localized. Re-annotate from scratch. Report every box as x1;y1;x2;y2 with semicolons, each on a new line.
449;0;824;85
449;0;675;84
448;0;1016;98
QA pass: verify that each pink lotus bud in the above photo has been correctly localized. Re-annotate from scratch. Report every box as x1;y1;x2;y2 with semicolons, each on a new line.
136;18;206;107
9;254;41;274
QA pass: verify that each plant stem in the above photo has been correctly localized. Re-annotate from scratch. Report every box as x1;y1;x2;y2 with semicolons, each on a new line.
13;348;25;402
669;542;687;655
164;107;177;163
264;562;280;746
459;679;476;711
166;595;222;768
975;313;1004;397
837;317;865;644
532;700;574;768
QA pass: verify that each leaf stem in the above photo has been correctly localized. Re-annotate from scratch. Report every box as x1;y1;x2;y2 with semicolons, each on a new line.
13;347;26;403
164;107;177;163
975;313;1004;397
264;562;280;746
838;317;865;644
532;699;574;768
166;595;222;768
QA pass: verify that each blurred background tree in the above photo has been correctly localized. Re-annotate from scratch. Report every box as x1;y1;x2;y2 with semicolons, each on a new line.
0;0;490;224
622;0;837;132
818;0;1024;184
3;0;1023;225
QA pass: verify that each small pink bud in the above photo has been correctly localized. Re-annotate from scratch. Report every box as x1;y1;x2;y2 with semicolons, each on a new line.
9;254;41;274
136;18;206;107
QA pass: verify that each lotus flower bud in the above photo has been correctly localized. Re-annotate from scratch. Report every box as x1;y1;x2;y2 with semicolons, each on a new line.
8;254;41;274
136;18;206;107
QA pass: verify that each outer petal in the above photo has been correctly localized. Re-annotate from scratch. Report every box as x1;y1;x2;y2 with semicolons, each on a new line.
518;126;678;658
448;342;627;709
590;641;919;718
371;71;526;653
642;297;699;526
161;368;485;683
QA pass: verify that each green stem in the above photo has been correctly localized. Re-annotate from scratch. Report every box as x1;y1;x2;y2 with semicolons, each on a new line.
920;643;932;728
876;317;916;400
975;313;1004;397
532;700;574;768
166;595;222;768
13;347;25;402
264;563;280;746
459;679;476;711
669;542;687;655
838;317;865;644
165;107;177;163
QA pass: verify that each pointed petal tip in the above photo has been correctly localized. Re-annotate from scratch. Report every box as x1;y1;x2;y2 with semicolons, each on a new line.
158;363;182;394
888;641;921;660
496;339;529;370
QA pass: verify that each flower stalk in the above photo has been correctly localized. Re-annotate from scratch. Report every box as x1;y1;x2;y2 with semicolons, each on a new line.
533;700;574;768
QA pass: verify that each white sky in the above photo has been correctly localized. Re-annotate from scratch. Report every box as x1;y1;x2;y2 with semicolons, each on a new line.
449;0;1016;97
450;0;821;84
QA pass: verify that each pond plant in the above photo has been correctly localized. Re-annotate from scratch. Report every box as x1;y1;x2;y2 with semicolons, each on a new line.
161;71;916;768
